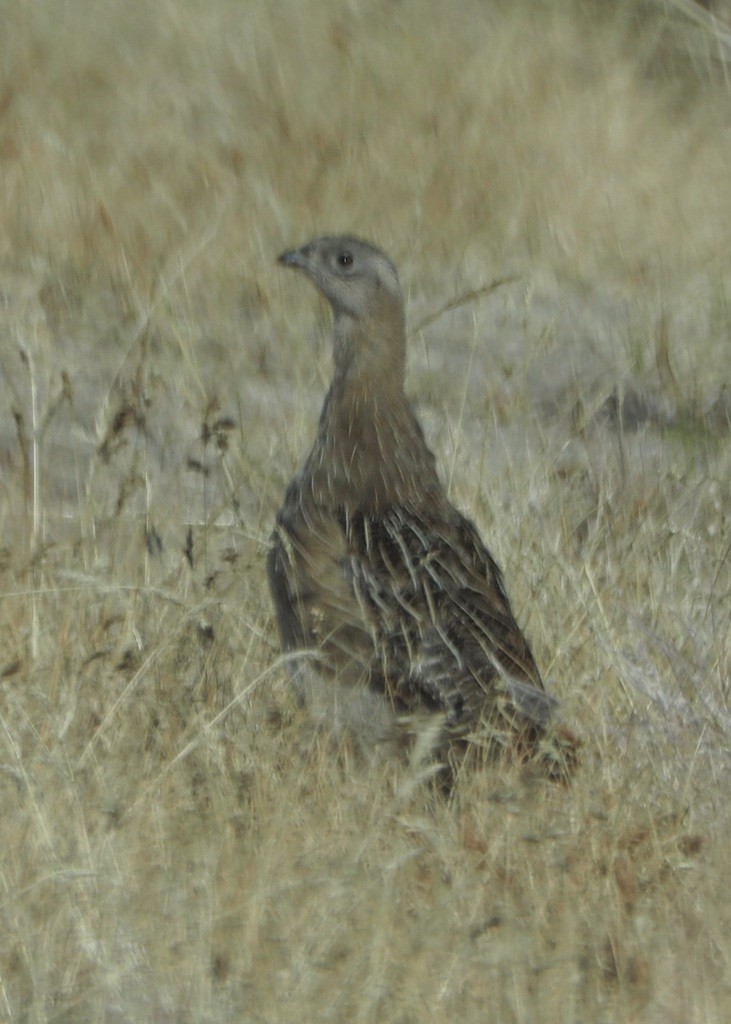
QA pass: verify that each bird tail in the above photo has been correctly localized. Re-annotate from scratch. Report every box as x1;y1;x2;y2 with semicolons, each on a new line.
477;675;581;782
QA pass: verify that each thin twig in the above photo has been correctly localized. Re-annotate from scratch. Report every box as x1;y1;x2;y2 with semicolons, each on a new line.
409;274;521;336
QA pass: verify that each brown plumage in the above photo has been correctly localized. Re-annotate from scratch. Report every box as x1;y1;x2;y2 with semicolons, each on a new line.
269;235;576;778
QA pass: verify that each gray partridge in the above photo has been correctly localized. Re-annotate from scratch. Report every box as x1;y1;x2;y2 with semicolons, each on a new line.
269;236;576;778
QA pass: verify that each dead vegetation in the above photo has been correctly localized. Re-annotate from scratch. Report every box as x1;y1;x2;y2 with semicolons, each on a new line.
0;1;729;1021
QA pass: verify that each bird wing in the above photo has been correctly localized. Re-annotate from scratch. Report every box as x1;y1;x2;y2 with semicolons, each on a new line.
269;486;552;733
339;504;552;729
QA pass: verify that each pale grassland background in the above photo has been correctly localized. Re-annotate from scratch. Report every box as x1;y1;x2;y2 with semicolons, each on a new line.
0;1;729;1021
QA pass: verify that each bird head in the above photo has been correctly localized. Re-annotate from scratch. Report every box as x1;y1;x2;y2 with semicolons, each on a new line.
278;235;402;322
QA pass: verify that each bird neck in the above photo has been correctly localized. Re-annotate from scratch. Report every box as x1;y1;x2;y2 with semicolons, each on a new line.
331;306;407;393
309;310;441;513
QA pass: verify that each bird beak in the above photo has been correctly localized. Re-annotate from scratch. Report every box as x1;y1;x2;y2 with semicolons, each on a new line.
277;247;306;269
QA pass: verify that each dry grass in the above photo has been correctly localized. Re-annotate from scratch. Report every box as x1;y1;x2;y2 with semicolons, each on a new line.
0;1;729;1021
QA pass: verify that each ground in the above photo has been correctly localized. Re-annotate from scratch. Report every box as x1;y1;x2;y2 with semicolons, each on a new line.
0;2;729;1021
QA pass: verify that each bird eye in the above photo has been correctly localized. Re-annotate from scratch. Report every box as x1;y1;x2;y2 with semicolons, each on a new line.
337;252;353;267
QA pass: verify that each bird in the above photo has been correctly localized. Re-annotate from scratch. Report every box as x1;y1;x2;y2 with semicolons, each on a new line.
268;235;576;780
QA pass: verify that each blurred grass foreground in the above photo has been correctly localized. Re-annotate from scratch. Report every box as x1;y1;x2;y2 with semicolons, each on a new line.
0;2;729;1021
